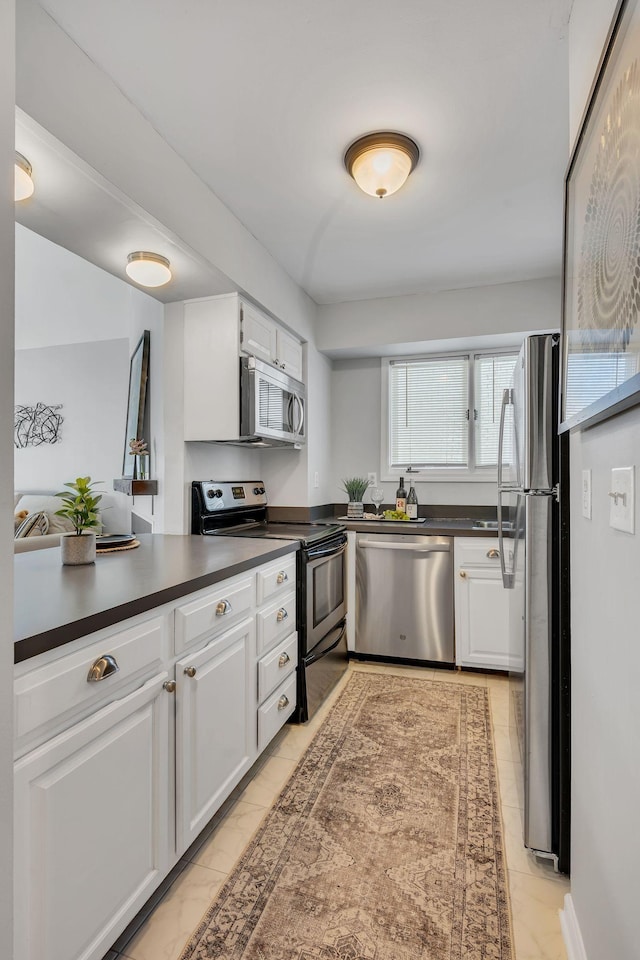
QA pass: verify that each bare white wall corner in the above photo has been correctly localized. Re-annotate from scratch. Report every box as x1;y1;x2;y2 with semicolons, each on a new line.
560;894;589;960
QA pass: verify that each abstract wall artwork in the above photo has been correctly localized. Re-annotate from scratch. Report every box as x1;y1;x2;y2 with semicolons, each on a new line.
14;402;64;448
561;0;640;430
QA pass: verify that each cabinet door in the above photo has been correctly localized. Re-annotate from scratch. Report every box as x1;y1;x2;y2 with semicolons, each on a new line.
455;565;514;670
175;618;256;854
275;328;303;381
14;673;171;960
240;301;277;364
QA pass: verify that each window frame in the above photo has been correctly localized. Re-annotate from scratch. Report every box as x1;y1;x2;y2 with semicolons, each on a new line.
381;349;518;483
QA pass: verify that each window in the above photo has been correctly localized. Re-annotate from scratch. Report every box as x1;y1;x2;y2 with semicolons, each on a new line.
385;350;518;478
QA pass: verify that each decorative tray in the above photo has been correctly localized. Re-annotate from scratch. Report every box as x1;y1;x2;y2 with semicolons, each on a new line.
96;534;137;549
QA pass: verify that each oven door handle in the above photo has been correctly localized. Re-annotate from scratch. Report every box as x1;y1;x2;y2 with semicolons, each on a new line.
305;539;347;562
305;620;347;666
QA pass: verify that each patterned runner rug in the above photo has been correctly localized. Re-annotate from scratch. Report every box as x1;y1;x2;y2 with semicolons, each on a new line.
180;672;513;960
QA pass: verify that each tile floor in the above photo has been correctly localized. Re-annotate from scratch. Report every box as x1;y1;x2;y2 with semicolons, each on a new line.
109;662;569;960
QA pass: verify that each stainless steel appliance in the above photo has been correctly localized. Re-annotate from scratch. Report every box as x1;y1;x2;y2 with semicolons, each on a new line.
191;481;347;722
232;356;305;448
498;334;570;872
354;533;454;664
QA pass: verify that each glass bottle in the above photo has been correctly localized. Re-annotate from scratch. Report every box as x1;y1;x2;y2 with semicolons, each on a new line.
406;484;418;520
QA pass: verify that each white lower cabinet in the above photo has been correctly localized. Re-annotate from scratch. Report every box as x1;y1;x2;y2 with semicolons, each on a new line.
14;673;171;960
454;538;515;670
175;618;257;854
14;554;300;960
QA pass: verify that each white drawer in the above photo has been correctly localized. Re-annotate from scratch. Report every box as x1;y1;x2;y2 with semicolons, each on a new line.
174;575;254;653
258;673;297;753
258;632;297;703
455;537;502;568
256;591;296;657
256;555;296;605
14;614;166;749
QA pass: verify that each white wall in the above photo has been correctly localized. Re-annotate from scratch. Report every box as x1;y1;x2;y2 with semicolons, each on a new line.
15;339;129;532
316;276;561;357
330;358;497;508
566;3;639;959
0;0;15;951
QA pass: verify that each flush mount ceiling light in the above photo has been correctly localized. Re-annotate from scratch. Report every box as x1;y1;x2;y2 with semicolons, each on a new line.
344;132;419;199
14;151;35;202
125;251;172;287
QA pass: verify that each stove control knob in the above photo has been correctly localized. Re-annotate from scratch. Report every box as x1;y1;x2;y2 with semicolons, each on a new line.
259;486;265;495
214;489;223;498
206;489;215;498
253;487;261;495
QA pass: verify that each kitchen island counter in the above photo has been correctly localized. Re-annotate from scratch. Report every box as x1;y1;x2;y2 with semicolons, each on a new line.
14;534;298;663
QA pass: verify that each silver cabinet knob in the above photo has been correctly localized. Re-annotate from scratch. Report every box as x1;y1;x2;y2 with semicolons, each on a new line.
87;654;119;682
276;571;288;584
276;608;288;623
459;570;467;579
216;599;231;617
184;666;197;678
163;680;177;693
486;548;500;559
278;652;290;668
277;695;290;711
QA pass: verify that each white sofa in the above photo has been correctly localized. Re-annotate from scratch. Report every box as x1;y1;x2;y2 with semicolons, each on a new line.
13;493;108;553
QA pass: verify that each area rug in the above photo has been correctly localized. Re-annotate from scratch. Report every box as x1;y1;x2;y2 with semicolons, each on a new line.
180;672;513;960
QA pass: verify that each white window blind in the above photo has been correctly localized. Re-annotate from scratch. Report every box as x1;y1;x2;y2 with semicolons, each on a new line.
389;356;469;467
387;350;518;475
474;353;518;467
565;351;639;419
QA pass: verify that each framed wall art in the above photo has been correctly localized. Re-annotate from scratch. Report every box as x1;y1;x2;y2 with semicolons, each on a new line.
561;0;640;431
122;330;150;478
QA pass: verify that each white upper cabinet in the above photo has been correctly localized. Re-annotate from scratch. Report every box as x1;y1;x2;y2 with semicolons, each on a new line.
238;298;303;381
240;300;278;365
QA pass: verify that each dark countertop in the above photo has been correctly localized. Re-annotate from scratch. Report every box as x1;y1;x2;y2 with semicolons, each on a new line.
14;534;298;664
319;515;500;536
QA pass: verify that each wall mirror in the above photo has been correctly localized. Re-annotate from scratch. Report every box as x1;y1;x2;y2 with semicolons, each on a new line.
122;330;150;478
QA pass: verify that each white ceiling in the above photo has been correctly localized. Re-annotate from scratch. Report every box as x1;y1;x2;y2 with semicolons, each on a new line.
25;0;571;305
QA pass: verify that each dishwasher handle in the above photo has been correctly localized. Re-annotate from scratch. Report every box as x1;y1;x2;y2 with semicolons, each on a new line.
358;540;450;553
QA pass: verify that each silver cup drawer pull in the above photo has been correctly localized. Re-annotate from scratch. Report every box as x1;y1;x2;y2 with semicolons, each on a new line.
277;695;290;711
486;548;500;559
278;652;291;668
276;608;288;623
87;654;119;682
276;571;289;584
216;599;232;617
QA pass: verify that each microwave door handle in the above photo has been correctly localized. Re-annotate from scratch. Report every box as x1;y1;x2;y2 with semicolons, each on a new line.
286;394;295;433
294;394;304;436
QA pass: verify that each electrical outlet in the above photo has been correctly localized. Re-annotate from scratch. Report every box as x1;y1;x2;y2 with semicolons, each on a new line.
367;472;377;487
582;469;591;520
314;471;319;489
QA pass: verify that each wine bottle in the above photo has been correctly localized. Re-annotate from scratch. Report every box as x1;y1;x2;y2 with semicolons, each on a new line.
396;476;407;513
406;484;418;519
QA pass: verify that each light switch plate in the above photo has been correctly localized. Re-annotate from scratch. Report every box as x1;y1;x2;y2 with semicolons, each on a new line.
367;472;377;487
582;469;592;520
609;466;635;534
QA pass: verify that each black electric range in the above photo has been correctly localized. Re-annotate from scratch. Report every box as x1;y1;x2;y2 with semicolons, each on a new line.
191;481;348;722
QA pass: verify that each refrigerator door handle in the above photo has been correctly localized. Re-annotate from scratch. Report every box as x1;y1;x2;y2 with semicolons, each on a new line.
497;387;515;491
497;489;514;588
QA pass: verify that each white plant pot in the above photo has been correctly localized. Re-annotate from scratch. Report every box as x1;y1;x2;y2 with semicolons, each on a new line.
347;501;364;518
61;531;97;565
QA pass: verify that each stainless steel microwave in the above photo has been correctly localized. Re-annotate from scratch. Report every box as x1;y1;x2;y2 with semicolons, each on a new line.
235;355;305;448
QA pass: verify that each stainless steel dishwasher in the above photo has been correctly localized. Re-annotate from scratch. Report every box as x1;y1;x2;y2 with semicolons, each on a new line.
355;533;454;664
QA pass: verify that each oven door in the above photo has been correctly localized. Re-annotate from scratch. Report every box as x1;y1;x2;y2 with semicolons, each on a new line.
303;537;347;654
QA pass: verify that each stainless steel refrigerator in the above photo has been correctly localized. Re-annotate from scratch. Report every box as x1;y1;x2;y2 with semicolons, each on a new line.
497;333;570;873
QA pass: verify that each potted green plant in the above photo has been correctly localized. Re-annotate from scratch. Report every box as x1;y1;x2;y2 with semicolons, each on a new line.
342;477;370;518
55;476;103;565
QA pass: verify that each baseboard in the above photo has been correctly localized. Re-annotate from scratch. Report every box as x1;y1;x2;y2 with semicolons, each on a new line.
560;894;588;960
